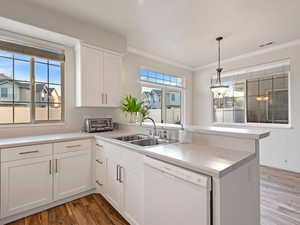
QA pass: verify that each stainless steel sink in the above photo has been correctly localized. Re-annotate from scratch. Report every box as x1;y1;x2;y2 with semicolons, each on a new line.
130;138;170;146
114;134;175;147
114;134;149;142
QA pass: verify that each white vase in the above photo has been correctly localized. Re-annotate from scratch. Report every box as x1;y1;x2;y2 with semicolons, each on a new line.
128;113;137;123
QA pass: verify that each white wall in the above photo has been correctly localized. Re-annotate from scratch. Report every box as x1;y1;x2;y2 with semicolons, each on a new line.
114;52;193;125
192;43;300;173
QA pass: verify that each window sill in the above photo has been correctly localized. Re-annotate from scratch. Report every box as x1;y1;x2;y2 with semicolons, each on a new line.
213;122;293;130
0;122;66;128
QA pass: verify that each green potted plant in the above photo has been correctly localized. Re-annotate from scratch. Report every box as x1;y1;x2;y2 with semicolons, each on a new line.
136;105;150;125
121;95;144;123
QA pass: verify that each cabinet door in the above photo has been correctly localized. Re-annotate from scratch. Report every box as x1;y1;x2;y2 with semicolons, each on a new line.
81;45;104;106
121;149;144;225
103;143;122;212
105;157;123;212
1;156;53;217
122;168;144;225
53;150;92;201
103;52;121;106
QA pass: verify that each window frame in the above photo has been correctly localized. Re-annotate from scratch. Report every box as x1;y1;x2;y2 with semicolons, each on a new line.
211;71;291;129
140;78;185;125
0;50;65;125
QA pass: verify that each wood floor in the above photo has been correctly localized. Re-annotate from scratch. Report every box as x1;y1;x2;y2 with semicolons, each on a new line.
261;166;300;225
7;194;129;225
7;166;300;225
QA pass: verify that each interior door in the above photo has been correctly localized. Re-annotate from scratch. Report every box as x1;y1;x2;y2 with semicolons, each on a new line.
53;150;92;201
81;45;104;106
103;52;121;106
1;155;53;217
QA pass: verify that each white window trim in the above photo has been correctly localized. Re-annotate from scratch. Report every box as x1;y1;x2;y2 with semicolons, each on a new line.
0;32;68;127
140;82;185;125
211;70;292;129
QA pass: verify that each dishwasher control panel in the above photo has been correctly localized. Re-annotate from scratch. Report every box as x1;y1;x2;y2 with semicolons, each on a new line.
144;156;211;189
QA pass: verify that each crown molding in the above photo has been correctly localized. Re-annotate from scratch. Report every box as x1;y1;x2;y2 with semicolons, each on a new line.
194;39;300;72
127;45;193;71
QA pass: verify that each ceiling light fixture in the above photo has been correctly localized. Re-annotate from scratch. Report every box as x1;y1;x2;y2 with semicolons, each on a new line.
210;36;229;96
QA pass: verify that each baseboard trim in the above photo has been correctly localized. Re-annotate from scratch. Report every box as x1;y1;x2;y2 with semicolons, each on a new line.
0;188;96;225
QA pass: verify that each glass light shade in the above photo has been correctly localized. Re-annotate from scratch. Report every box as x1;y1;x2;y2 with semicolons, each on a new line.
210;84;229;96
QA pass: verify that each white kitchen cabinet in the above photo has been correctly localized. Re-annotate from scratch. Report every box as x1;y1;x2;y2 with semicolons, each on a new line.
76;43;122;107
1;155;53;217
0;139;93;219
122;165;144;225
103;143;123;212
53;149;92;201
103;52;122;106
95;144;106;194
98;140;144;225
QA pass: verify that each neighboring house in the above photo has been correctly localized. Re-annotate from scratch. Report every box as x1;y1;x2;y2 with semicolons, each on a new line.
0;73;59;105
143;89;162;109
165;92;180;108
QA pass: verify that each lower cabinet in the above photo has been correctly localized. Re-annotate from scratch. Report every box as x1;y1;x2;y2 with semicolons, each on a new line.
96;140;144;225
1;155;53;217
54;150;92;201
0;139;93;218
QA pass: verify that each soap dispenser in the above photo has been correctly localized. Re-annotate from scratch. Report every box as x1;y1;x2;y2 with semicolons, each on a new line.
178;124;192;144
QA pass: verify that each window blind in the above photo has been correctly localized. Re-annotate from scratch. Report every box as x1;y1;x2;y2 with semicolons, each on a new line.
0;40;65;61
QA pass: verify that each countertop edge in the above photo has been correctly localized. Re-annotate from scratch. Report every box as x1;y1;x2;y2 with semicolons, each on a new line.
95;135;255;178
0;133;95;149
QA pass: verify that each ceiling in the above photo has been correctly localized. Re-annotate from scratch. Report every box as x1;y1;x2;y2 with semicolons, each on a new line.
23;0;300;69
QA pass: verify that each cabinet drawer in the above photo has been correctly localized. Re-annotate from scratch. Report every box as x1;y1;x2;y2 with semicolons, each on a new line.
1;144;52;162
96;147;105;161
54;139;91;154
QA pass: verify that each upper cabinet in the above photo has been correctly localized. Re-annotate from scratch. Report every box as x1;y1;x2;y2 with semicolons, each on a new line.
76;43;122;107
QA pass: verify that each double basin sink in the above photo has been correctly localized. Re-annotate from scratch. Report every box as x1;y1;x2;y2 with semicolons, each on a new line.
114;134;174;147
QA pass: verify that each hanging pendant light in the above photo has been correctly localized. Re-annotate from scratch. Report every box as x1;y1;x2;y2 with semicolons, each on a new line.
210;36;229;96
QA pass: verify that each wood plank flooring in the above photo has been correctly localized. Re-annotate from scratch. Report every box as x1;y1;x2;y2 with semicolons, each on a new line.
7;194;129;225
7;166;300;225
261;166;300;225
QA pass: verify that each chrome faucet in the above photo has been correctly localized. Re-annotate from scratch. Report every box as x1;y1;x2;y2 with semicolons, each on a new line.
143;117;157;137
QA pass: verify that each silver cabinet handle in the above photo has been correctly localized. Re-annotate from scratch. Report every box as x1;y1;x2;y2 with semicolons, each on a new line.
19;150;39;155
96;159;103;165
96;144;103;148
116;165;119;181
96;180;103;186
119;166;123;183
66;144;81;148
105;94;108;104
49;160;52;175
55;159;58;173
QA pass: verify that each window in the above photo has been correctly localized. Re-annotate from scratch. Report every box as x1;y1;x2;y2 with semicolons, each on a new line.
212;61;289;125
140;69;183;125
0;40;64;124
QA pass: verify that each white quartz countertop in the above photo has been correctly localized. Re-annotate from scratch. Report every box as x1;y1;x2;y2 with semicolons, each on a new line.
184;125;270;140
95;130;256;177
0;132;94;148
0;126;265;177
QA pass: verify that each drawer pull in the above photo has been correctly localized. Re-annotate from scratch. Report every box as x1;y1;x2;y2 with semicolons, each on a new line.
55;159;58;173
49;160;52;175
96;144;103;148
96;159;104;165
66;144;81;148
19;150;39;155
96;180;103;186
